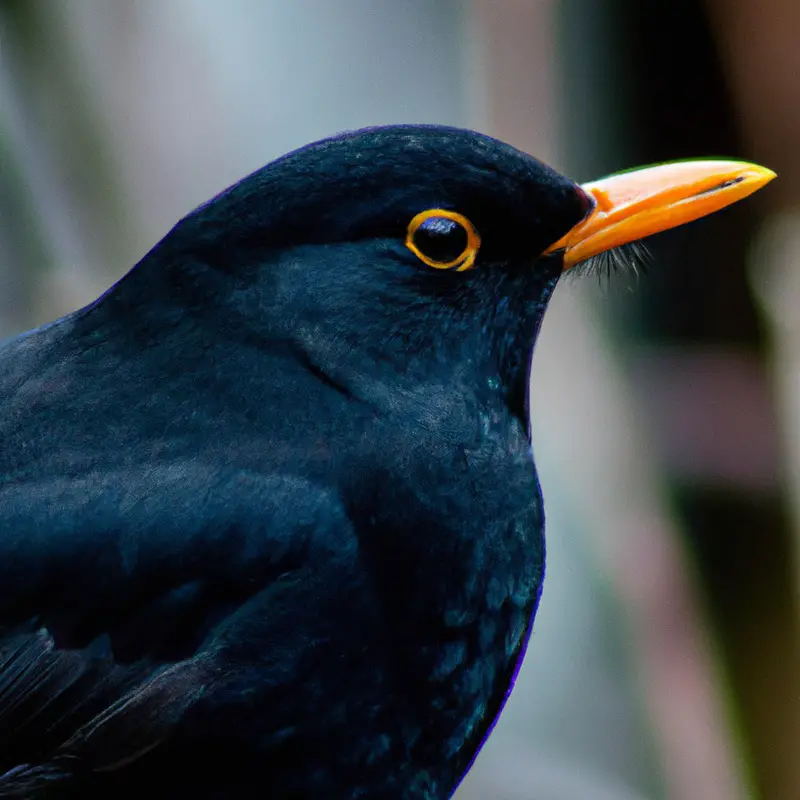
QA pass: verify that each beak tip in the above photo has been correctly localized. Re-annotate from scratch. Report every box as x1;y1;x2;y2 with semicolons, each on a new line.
747;161;776;176
759;166;778;184
740;162;777;198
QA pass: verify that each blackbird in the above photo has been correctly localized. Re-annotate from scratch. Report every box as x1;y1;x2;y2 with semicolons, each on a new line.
0;125;773;798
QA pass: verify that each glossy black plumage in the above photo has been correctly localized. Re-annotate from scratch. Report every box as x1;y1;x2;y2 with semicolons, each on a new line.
0;125;590;798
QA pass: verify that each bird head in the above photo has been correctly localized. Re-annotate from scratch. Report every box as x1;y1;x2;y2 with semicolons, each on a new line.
142;125;773;426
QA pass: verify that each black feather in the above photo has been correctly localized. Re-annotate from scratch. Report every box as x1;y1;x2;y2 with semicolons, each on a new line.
567;239;653;287
0;124;593;797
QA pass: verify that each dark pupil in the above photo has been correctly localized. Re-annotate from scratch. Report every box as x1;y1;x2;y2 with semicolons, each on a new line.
414;217;468;263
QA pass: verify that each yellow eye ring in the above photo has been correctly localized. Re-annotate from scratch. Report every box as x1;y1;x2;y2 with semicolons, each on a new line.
405;209;481;271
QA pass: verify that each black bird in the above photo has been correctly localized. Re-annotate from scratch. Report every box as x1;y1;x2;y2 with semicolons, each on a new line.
0;125;773;798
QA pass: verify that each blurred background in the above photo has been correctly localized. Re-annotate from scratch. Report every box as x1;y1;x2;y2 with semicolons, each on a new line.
0;1;797;797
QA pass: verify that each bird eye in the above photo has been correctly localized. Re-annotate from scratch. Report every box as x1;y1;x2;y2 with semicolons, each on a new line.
405;209;480;271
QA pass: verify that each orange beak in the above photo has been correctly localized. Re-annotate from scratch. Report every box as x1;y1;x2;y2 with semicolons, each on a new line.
545;160;776;269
